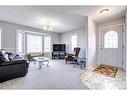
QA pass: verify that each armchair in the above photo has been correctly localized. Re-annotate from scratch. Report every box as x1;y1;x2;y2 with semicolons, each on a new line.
65;47;81;64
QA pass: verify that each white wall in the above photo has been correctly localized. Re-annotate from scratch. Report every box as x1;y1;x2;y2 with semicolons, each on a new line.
86;17;97;69
0;21;60;53
60;27;87;58
60;17;97;69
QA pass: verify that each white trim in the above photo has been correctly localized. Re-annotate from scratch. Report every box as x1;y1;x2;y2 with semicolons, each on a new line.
98;23;125;30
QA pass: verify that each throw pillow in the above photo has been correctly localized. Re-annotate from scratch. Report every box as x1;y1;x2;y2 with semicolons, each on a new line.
3;53;9;61
0;49;6;55
7;53;16;61
0;50;9;62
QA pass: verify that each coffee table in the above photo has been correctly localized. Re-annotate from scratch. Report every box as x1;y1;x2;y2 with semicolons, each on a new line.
33;56;50;69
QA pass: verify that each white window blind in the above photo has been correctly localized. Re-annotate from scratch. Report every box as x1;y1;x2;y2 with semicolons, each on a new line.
27;34;42;52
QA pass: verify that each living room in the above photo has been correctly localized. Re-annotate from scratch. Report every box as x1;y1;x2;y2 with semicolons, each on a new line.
0;6;127;90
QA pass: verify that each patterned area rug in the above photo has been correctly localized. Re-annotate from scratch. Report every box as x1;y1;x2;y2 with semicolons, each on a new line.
93;64;117;78
80;67;126;90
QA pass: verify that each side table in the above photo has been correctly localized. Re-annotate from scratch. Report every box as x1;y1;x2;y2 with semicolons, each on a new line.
73;57;86;70
78;58;86;70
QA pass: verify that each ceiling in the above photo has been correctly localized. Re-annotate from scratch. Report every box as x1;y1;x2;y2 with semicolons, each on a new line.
0;6;126;33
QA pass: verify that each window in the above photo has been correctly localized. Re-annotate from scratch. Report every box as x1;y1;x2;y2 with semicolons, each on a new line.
17;32;25;53
104;31;118;48
27;34;42;52
44;36;51;52
71;35;77;50
17;31;52;54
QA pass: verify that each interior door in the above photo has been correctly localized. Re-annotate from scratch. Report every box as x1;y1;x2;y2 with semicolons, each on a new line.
99;25;123;67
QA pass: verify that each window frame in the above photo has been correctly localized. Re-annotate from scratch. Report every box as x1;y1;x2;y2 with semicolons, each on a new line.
44;36;51;52
71;35;77;51
16;31;52;54
16;31;25;53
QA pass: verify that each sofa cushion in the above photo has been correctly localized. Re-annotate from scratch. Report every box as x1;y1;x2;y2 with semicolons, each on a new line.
0;56;7;63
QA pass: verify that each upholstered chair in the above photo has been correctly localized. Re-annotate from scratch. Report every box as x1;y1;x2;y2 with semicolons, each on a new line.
65;47;81;64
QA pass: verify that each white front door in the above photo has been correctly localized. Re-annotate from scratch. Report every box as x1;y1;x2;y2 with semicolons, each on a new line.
99;25;123;67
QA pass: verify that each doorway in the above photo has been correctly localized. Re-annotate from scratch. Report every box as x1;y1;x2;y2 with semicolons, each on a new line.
99;25;123;68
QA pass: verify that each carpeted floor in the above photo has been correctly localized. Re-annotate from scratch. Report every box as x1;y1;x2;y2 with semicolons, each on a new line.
0;60;88;89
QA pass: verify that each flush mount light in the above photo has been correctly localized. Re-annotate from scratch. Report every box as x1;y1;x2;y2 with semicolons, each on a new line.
100;9;109;15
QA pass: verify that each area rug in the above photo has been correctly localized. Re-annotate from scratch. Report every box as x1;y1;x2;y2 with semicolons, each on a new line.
80;67;126;90
93;64;117;78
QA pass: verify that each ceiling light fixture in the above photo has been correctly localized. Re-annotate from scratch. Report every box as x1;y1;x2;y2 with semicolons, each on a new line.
100;9;109;15
43;21;53;32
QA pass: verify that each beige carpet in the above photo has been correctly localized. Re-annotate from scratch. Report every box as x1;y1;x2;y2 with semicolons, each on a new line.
80;66;126;90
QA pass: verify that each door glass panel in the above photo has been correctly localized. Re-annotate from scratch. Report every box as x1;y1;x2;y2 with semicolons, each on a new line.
104;31;118;48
